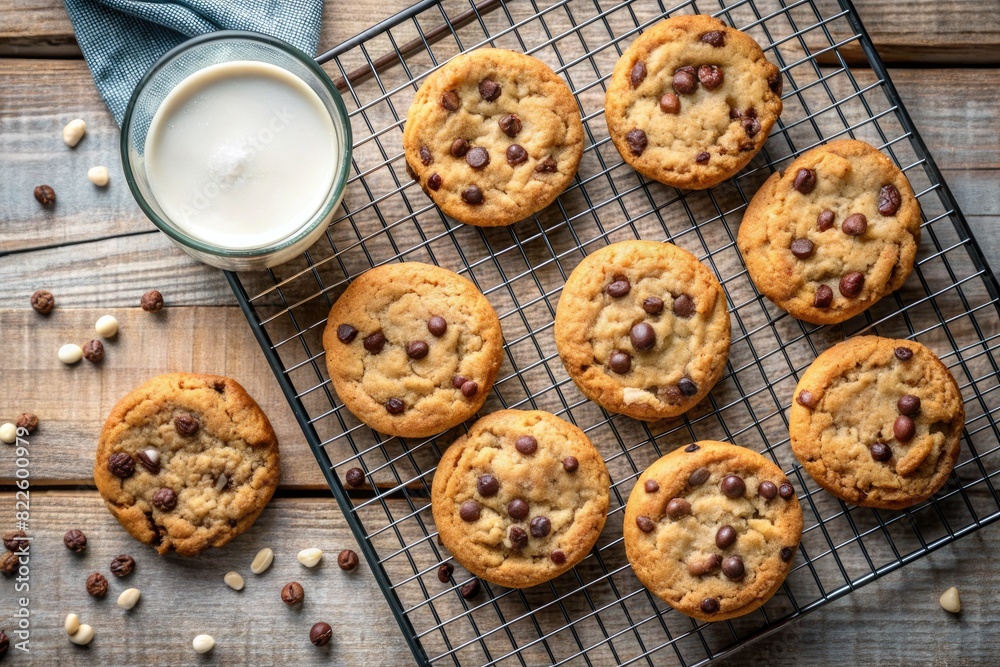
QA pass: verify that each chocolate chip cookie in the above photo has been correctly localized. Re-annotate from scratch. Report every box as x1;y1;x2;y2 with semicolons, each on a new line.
402;48;584;227
554;240;731;421
624;440;803;621
605;14;782;190
323;262;504;438
432;410;610;588
95;373;280;557
789;336;964;509
737;139;922;324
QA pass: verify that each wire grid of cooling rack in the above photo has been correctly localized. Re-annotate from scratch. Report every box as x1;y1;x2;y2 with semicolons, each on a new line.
226;0;1000;664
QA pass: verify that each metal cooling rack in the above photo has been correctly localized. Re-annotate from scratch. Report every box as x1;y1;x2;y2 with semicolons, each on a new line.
226;0;1000;664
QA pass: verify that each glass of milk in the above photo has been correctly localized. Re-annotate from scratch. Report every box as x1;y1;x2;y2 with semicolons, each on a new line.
121;32;352;271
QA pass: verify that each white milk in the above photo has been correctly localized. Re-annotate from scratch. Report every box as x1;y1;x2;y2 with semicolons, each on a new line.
144;61;338;249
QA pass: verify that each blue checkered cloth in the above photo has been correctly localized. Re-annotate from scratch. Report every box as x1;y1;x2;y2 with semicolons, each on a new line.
65;0;324;125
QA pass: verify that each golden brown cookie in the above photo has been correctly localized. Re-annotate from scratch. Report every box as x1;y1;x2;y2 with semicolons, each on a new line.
605;14;782;190
95;373;280;557
431;410;610;588
402;48;584;226
624;441;803;621
554;240;731;421
737;139;921;324
323;262;504;438
789;336;965;509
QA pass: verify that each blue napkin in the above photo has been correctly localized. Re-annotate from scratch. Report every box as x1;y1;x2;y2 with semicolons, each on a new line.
65;0;324;125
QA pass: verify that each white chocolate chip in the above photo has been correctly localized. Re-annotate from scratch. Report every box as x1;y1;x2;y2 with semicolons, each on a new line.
0;423;16;445
143;448;160;464
192;634;215;653
117;587;141;610
62;119;86;148
64;613;80;635
224;571;245;591
939;586;961;613
58;343;83;365
87;166;109;187
215;473;228;491
297;547;323;568
95;315;119;338
69;624;94;646
250;547;274;574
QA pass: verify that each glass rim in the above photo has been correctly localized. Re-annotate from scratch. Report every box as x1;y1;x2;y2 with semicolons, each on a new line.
120;30;353;259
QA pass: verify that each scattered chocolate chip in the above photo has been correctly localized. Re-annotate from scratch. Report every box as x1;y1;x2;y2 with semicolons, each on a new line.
722;555;745;580
385;398;405;414
499;114;522;137
609;350;632;374
282;581;305;605
741;116;761;137
642;297;664;315
310;622;333;647
477;474;499;497
672;294;696;318
337;324;358;343
817;209;835;231
419;145;433;166
82;339;104;363
814;285;834;308
64;529;87;553
506;144;528;166
515;435;537;455
716;525;737;549
34;184;56;206
345;467;365;488
665;498;692;520
440;90;460;111
898;394;921;416
721;474;745;499
462;185;483;205
659;93;680;114
529;516;551;538
2;531;27;553
479;79;501;101
364;331;386;353
535;157;558;173
790;238;815;259
895;346;914;361
629;61;647;88
758;480;778;500
16;412;38;434
792;168;817;194
625;128;648;156
459;500;482;522
778;482;795;500
636;515;655;532
141;290;164;312
338;549;360;571
606;276;631;297
507;498;529;521
427;316;447;337
108;452;136;478
797;390;818;409
466;147;490;170
697;65;723;90
86;572;109;598
878;184;902;216
780;546;794;562
700;598;720;614
30;289;55;314
839;271;865;298
842;213;868;236
894;415;916;442
428;173;443;190
460;578;481;600
689;467;710;486
1;552;17;577
695;151;710;164
687;553;722;576
630;322;655;351
110;554;135;577
152;487;177;511
562;456;579;473
870;442;892;462
174;414;199;437
461;380;479;398
437;563;454;582
644;479;659;493
508;526;528;550
672;66;698;94
685;444;701;453
550;550;566;565
700;31;725;47
678;378;698;397
407;340;430;359
450;138;470;158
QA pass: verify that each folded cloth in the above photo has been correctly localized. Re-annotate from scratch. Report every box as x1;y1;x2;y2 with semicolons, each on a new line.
65;0;324;125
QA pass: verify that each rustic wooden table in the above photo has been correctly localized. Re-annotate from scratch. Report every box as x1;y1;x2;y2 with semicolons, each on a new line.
1;1;998;665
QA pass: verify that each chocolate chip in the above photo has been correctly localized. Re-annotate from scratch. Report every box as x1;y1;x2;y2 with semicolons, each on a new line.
34;184;56;207
792;168;817;194
535;156;558;173
741;116;761;137
780;546;794;562
878;184;902;216
441;91;460;110
174;414;199;437
630;322;655;351
2;531;26;553
642;297;664;314
898;394;921;416
839;271;865;298
721;474;745;498
364;331;386;353
462;185;483;205
141;290;164;312
700;31;725;47
636;515;654;532
814;285;834;308
16;413;38;434
466;147;490;170
428;173;442;190
479;79;501;101
407;340;429;359
817;209;835;231
64;529;87;552
499;114;521;137
689;467;710;486
515;435;537;455
700;598;720;614
665;498;692;520
894;415;916;442
550;550;566;565
870;442;892;462
625;128;647;156
895;346;914;361
419;145;433;166
716;525;737;549
672;66;698;94
385;398;405;414
428;316;447;337
152;487;177;511
450;138;470;158
629;61;647;88
30;289;55;314
841;213;868;236
87;572;109;598
730;107;742;119
437;563;454;582
110;554;135;577
678;378;698;396
659;93;680;114
108;452;136;478
506;144;528;166
697;65;723;90
310;622;333;647
790;238;815;259
797;390;818;409
644;479;659;493
508;526;528;550
459;500;481;522
80;339;102;361
778;482;795;499
282;581;305;605
695;151;710;164
507;499;529;521
461;380;479;398
685;444;700;453
452;376;468;389
529;516;551;538
687;553;722;576
477;474;499;497
461;578;481;599
562;456;579;473
671;294;696;318
606;276;631;297
337;324;358;343
134;450;159;474
722;555;745;580
345;467;365;487
608;350;632;374
758;480;778;500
